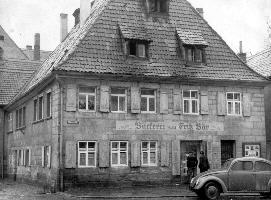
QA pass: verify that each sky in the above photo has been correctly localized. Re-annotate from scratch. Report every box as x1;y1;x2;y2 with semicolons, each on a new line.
0;0;270;55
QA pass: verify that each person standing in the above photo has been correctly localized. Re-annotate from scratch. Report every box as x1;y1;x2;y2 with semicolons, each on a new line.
187;152;198;183
199;151;210;173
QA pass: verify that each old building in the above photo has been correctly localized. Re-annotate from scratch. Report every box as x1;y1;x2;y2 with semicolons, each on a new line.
4;0;268;191
247;47;271;160
0;26;41;176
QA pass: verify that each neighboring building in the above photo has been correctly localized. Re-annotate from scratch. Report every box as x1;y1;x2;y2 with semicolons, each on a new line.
22;46;51;62
4;0;268;191
247;47;271;161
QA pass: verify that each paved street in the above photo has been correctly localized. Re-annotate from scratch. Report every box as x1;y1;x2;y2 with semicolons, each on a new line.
0;180;269;200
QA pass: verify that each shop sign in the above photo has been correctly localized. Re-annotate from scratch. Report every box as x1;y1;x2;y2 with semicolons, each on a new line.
116;121;224;131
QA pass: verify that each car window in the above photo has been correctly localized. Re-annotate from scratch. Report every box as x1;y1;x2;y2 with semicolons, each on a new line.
255;161;271;171
231;161;253;171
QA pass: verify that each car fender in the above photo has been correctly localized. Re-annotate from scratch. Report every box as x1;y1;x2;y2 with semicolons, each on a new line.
195;176;228;193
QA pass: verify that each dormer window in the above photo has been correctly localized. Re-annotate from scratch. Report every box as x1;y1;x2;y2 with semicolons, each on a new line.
119;24;152;59
176;29;208;64
149;0;168;13
128;40;147;58
185;46;205;63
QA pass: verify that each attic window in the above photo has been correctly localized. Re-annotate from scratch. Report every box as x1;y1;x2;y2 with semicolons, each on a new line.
0;35;4;41
127;40;148;58
149;0;168;13
185;46;205;63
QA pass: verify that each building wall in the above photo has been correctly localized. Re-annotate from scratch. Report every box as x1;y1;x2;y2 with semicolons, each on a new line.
264;84;271;160
0;108;4;178
6;81;60;191
61;78;266;186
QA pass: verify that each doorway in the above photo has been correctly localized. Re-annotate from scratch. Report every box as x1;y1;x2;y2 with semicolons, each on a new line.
180;140;207;183
221;140;235;166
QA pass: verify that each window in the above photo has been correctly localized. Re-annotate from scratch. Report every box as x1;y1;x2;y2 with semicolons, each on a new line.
111;88;126;112
24;148;31;167
128;40;147;58
183;90;199;114
255;161;271;171
231;161;253;171
141;89;156;113
0;35;4;41
227;92;241;115
38;96;43;120
8;112;13;132
33;99;38;121
42;145;51;168
149;0;168;13
184;46;205;63
244;144;260;157
141;141;157;166
78;141;96;167
46;92;52;118
78;87;96;111
18;149;24;166
111;141;128;167
15;106;26;129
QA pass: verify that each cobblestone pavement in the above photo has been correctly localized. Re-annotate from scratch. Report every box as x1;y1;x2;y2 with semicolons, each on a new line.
0;180;268;200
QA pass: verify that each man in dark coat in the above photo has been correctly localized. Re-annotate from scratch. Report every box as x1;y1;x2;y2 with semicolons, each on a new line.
199;151;210;173
187;152;198;183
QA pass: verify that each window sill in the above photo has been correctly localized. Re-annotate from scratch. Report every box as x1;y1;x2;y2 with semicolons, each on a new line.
126;55;149;61
15;126;26;131
7;130;13;134
45;116;52;120
141;111;156;114
111;165;129;168
78;109;96;113
111;111;127;114
183;113;200;116
33;119;45;124
78;166;97;168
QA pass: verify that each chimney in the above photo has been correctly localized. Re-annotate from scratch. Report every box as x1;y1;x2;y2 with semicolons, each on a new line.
0;47;3;60
80;0;93;27
34;33;40;61
60;13;68;42
26;45;32;50
237;41;247;63
73;8;80;26
196;8;204;18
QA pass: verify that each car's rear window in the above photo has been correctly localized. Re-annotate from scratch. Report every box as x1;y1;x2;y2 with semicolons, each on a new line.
255;161;271;171
231;161;253;171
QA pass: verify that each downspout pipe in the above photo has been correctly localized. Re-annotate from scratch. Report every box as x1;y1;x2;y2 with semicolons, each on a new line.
56;76;64;191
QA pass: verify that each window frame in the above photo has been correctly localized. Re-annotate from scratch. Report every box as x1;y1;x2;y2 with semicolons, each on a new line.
230;160;253;171
15;106;26;129
149;0;168;13
38;95;44;120
110;88;127;113
24;148;31;167
78;86;96;112
226;92;242;116
46;91;52;118
182;90;199;115
140;89;156;114
127;40;148;58
77;141;97;168
111;141;128;167
42;145;51;168
141;141;158;167
7;112;13;132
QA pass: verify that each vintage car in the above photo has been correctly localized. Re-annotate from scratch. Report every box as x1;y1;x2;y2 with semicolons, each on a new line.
190;157;271;200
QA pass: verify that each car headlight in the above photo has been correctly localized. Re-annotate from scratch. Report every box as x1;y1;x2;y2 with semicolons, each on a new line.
195;179;200;186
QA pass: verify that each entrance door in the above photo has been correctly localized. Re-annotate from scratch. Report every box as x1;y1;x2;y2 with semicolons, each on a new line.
180;141;204;183
221;140;235;166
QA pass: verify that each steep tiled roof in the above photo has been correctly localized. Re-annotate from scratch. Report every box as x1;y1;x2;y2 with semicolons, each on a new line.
11;0;267;104
0;59;40;105
247;47;271;78
176;28;208;46
119;24;152;41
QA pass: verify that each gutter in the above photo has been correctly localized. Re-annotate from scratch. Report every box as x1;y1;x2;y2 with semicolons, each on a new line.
56;75;64;191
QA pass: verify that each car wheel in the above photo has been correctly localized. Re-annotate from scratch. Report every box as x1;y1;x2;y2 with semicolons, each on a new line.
204;182;221;200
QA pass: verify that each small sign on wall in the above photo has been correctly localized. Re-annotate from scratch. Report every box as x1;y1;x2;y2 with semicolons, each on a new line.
244;144;260;157
116;120;224;132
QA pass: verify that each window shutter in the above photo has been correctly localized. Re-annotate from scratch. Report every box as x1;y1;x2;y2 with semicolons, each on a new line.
48;145;51;168
160;90;168;114
100;85;110;112
131;141;140;167
99;141;109;167
29;149;31;166
172;140;180;175
200;91;209;115
161;141;170;167
202;49;207;63
23;149;25;166
131;87;140;113
66;84;77;112
43;92;47;118
243;93;251;117
195;48;201;62
217;92;226;116
65;141;77;168
173;89;182;114
41;146;45;167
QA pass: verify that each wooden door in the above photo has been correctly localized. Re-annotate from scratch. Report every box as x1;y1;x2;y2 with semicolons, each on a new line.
221;140;235;165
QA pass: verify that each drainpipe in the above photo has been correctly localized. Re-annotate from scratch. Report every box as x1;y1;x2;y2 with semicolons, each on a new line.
56;76;64;191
